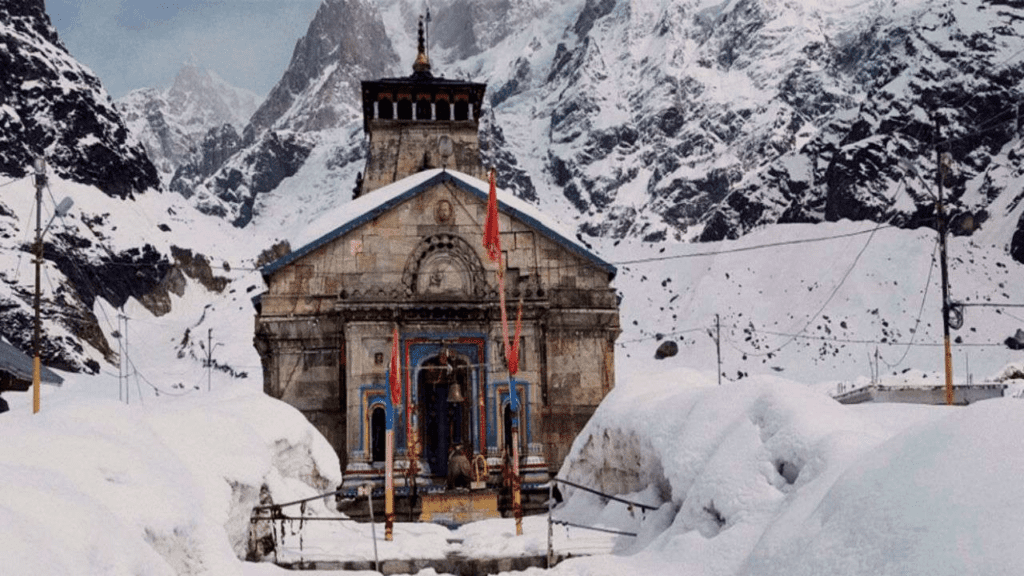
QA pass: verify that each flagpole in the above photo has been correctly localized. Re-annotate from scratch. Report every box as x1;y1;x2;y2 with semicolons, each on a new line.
385;324;401;541
510;376;523;536
483;167;523;536
385;369;395;541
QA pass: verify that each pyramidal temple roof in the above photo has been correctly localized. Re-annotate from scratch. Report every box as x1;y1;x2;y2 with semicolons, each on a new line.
261;169;616;278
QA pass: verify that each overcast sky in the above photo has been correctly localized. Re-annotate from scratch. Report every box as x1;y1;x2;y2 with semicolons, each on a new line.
46;0;323;99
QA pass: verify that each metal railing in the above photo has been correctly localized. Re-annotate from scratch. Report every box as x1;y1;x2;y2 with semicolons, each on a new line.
249;487;365;568
546;477;659;568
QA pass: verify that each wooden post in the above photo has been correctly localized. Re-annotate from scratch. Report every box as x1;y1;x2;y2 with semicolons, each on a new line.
546;479;554;567
935;121;954;406
385;368;396;541
510;377;523;536
385;425;395;540
32;159;43;414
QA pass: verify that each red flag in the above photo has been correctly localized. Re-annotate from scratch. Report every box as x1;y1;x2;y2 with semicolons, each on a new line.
483;169;501;264
389;326;401;406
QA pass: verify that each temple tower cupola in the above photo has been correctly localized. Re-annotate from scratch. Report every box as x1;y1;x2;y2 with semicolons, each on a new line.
358;16;487;196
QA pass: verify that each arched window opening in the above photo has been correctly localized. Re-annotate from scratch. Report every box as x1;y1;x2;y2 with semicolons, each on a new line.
370;406;386;463
397;100;413;120
436;101;451;121
378;98;394;120
454;101;469;121
416;99;432;120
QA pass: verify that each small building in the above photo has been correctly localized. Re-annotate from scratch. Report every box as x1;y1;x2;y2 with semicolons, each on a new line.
833;383;1005;405
0;339;64;394
253;26;620;493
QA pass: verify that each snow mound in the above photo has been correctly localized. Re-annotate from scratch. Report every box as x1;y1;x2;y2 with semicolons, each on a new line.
0;388;340;576
556;373;1021;575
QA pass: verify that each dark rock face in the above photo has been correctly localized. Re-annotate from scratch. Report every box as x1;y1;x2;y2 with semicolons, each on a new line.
530;0;1024;251
192;131;315;227
169;123;243;198
480;115;536;202
0;1;158;197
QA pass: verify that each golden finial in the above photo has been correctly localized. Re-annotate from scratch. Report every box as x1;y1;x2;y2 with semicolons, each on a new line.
413;16;431;74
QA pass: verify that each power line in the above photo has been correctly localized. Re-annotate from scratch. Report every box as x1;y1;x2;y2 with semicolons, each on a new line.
127;357;198;397
880;239;939;369
748;328;1008;349
615;225;894;266
727;179;911;358
615;327;705;345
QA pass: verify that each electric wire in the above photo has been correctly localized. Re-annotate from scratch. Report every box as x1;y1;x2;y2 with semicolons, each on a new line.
879;238;939;369
13;196;35;283
127;356;198;397
616;327;706;345
44;181;120;336
735;184;905;358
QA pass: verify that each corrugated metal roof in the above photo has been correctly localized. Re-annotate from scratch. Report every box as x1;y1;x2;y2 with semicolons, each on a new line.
261;169;617;279
0;340;64;386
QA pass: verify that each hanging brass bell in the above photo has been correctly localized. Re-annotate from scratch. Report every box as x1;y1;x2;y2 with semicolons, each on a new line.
447;381;465;403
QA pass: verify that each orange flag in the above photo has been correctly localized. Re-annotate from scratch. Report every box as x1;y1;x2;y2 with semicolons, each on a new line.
483;169;501;264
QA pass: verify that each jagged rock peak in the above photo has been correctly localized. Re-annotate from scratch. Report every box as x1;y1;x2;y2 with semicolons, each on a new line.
244;0;399;141
0;0;158;196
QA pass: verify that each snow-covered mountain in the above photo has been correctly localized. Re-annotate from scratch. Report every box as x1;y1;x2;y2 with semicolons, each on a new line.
158;0;397;226
0;0;169;373
0;3;265;377
0;0;157;197
165;0;1024;256
4;0;1024;390
116;63;261;183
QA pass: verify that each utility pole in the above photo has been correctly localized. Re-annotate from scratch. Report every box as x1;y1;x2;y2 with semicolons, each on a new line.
117;313;124;403
935;118;955;406
207;328;213;392
31;157;46;414
715;314;722;386
205;328;222;392
124;314;131;405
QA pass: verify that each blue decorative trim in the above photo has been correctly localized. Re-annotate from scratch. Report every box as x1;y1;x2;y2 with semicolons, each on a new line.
260;171;616;278
406;331;485;453
493;380;531;446
358;383;386;454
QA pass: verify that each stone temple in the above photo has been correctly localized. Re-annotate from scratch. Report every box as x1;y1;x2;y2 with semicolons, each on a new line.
253;23;620;498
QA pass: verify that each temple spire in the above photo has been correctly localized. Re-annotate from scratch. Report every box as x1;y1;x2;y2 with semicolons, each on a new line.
413;16;431;75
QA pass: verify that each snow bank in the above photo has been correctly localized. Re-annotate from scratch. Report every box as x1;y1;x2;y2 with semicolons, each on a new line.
554;372;1020;575
0;388;340;576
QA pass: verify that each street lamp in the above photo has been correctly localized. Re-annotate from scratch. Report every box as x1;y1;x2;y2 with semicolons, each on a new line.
30;156;72;414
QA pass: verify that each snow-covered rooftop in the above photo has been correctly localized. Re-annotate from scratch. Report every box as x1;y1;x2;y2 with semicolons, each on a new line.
261;169;616;278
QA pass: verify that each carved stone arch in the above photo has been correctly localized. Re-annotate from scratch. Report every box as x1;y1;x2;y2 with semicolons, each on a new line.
402;234;486;298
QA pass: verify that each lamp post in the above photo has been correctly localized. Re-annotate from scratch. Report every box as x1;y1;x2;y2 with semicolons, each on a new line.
31;157;45;414
29;156;73;414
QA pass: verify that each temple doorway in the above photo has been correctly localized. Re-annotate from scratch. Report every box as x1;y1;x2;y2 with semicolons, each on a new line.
418;351;472;478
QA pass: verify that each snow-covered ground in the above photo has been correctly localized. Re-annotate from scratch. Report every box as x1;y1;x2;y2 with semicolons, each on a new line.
4;366;1023;575
4;171;1024;575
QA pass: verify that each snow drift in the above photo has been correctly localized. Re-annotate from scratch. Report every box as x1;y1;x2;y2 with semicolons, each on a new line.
555;372;1024;576
0;388;340;576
